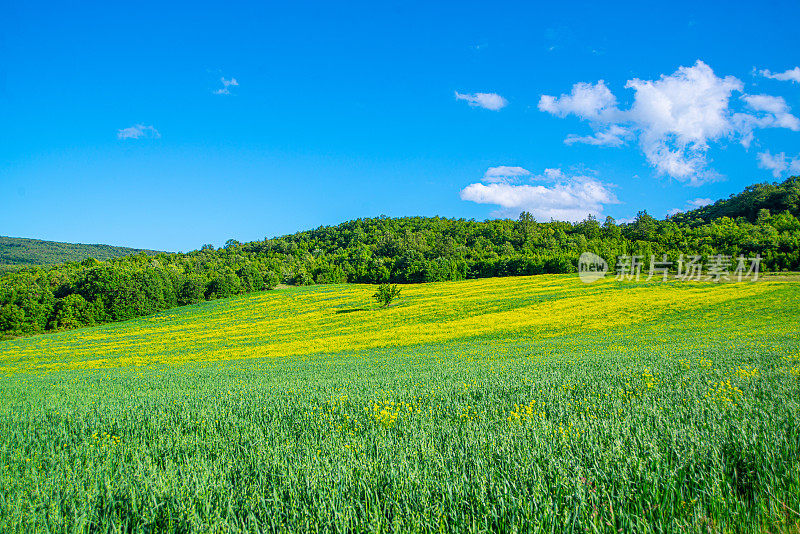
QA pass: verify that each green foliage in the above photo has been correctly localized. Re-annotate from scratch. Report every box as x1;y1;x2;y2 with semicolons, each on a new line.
1;176;800;339
263;270;280;290
178;275;206;305
49;294;96;329
373;283;401;307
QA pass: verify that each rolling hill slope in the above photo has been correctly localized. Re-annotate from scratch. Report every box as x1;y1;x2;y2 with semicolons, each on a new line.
1;274;795;373
1;275;799;531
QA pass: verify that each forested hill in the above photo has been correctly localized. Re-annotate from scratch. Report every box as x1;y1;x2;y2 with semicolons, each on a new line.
1;176;799;339
670;176;800;223
0;236;162;269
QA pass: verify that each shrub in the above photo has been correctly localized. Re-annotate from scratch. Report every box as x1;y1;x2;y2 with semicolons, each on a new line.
373;283;401;308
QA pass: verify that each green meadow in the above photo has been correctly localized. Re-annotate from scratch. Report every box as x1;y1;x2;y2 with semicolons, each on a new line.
1;276;799;532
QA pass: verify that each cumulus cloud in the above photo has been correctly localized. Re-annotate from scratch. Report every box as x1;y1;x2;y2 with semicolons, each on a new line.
759;67;800;83
214;77;239;95
537;80;619;121
539;60;800;185
460;167;618;221
624;61;742;183
757;150;800;178
117;124;160;140
455;91;508;111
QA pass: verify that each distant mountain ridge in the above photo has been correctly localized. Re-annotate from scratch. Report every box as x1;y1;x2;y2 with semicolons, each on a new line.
0;236;162;268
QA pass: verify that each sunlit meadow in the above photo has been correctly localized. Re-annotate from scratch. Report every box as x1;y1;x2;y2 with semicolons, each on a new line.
1;275;799;532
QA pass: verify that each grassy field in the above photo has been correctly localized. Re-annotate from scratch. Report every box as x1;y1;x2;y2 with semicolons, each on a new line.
1;275;799;532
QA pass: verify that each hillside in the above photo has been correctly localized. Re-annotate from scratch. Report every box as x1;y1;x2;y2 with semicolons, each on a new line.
0;235;162;269
1;176;799;339
2;276;799;531
670;175;800;223
0;274;792;372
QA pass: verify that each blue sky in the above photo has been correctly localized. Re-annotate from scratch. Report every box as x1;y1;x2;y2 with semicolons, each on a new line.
2;0;799;251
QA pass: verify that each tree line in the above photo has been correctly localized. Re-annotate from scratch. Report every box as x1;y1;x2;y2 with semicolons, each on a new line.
1;176;799;339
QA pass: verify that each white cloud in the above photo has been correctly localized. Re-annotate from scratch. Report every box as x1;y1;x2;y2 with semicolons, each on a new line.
117;124;160;140
540;60;800;185
624;61;742;184
538;80;619;121
541;168;563;181
757;150;800;178
744;94;791;115
687;197;713;208
460;167;618;221
455;91;508;111
740;94;800;133
214;77;239;95
483;166;531;183
759;67;800;83
565;125;631;147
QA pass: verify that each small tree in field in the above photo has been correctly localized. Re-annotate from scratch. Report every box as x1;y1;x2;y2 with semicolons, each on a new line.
373;283;401;308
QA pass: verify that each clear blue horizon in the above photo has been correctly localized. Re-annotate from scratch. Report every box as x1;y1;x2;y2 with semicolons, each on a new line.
2;0;799;252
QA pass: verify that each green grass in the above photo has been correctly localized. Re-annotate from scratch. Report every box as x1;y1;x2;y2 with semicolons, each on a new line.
1;276;799;532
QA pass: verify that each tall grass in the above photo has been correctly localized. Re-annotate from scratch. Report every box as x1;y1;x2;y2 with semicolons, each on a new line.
1;276;799;532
